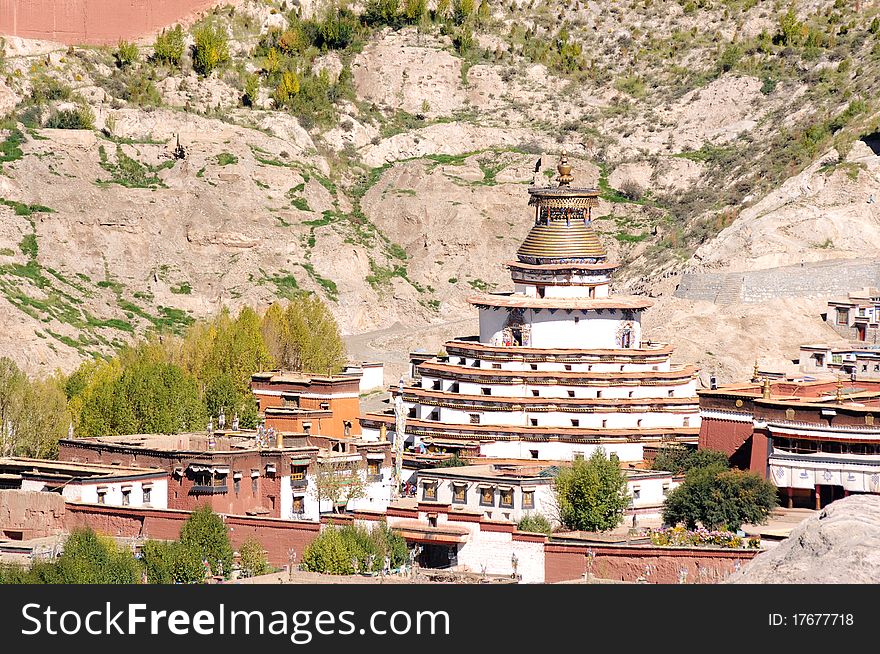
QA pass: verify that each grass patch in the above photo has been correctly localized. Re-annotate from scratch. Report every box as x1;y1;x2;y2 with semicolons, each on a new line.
170;282;192;295
216;152;238;166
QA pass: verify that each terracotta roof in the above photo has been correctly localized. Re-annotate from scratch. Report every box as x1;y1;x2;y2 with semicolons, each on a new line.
467;293;654;310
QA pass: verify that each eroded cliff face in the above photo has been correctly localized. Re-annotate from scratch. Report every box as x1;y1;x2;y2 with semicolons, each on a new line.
1;0;878;384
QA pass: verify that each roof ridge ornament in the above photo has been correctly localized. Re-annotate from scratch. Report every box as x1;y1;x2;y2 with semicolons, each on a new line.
557;150;573;186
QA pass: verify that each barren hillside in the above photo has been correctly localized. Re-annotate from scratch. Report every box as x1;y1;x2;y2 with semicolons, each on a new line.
2;0;880;382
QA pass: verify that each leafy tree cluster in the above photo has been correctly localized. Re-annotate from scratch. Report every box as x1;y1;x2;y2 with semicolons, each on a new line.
553;449;629;532
301;523;407;575
662;461;778;531
0;357;69;458
66;296;346;439
651;445;730;475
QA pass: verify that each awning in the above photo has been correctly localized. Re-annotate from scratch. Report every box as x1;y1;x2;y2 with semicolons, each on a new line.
289;459;311;466
391;520;469;545
250;469;260;478
265;464;277;473
498;485;513;492
521;486;536;491
366;453;386;460
233;472;243;480
477;483;495;489
451;481;468;487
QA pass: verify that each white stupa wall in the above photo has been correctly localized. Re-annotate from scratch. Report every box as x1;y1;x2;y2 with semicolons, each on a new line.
420;377;697;399
479;308;642;349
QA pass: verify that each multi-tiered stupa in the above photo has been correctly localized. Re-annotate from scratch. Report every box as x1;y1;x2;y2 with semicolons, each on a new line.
360;153;700;463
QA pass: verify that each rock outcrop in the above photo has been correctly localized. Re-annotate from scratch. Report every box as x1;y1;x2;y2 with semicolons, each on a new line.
727;496;880;584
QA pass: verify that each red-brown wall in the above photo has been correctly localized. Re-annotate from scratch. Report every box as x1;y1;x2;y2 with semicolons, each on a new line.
545;542;757;584
0;0;223;45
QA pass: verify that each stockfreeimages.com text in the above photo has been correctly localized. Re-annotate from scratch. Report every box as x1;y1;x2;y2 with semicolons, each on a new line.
21;603;450;644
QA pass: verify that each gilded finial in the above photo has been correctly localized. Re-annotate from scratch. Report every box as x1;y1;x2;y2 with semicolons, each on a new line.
752;360;760;383
556;150;573;186
835;375;844;403
762;377;771;400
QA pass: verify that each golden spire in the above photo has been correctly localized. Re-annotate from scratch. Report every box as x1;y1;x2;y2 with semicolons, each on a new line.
762;377;771;400
556;150;573;186
751;360;760;383
835;375;844;403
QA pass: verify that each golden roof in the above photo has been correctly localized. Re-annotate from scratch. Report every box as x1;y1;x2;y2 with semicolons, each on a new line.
517;218;607;262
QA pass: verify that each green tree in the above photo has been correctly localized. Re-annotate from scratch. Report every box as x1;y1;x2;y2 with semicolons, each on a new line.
28;529;140;584
141;539;204;584
777;6;804;46
554;449;629;532
273;70;301;107
243;74;260;107
662;464;778;531
192;23;230;76
238;537;270;577
403;0;427;24
652;446;729;475
477;0;490;25
363;0;401;26
312;459;366;513
115;40;139;68
179;505;234;578
517;513;553;535
260;297;346;373
153;25;186;67
453;0;475;25
302;523;406;575
0;357;25;456
11;374;70;457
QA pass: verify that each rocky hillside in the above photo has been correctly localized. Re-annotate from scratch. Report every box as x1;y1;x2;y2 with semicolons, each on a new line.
728;495;880;583
2;0;880;382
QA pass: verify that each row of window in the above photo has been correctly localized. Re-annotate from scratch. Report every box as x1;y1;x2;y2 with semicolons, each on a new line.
425;380;677;399
773;437;880;455
422;481;535;509
450;358;661;372
96;485;152;505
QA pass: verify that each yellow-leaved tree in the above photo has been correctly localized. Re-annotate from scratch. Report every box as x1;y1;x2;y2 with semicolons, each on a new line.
261;296;346;374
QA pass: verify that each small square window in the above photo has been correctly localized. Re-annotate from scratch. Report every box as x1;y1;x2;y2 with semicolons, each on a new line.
479;487;494;506
452;484;467;504
522;491;535;509
292;496;304;514
469;413;480;425
492;363;502;370
564;364;572;371
567;390;575;398
530;364;538;371
422;482;437;501
529;450;539;459
500;489;514;508
530;418;538;426
571;419;580;427
121;490;130;506
97;491;106;505
143;487;152;504
481;387;491;396
532;389;539;397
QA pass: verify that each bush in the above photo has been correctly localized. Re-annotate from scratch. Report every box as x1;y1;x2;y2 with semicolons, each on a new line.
30;76;72;104
618;178;644;201
363;0;401;27
554;448;629;532
302;523;407;575
238;538;270;578
141;539;205;584
517;513;553;535
44;105;95;130
115;40;139;68
2;528;142;584
153;25;186;67
662;464;778;531
192;23;230;76
179;505;234;577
